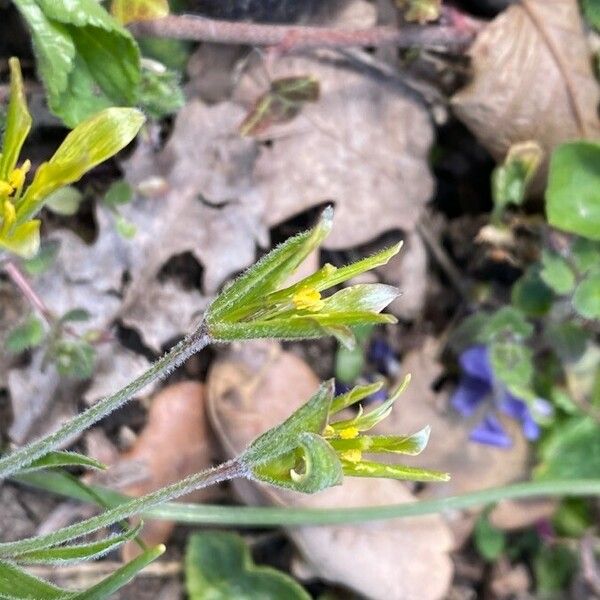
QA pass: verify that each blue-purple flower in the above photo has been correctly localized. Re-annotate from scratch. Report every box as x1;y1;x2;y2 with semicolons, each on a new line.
451;345;551;448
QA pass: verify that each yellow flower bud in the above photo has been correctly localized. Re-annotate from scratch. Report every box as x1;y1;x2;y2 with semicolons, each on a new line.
9;159;31;190
0;181;13;196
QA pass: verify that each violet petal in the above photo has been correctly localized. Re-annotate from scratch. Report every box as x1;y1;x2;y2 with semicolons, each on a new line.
460;345;494;383
469;414;512;448
451;375;490;416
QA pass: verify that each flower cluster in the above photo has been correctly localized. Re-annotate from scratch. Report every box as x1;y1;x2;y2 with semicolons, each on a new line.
452;345;551;447
0;58;144;257
242;377;449;494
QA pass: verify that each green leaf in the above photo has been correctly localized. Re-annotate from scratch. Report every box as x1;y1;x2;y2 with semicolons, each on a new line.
571;238;600;274
19;450;106;474
53;339;95;379
103;181;133;207
13;0;141;127
60;308;91;323
511;266;553;317
536;417;600;480
474;513;506;561
572;270;600;319
534;545;578;594
0;58;32;180
15;524;141;564
544;322;589;363
582;0;600;31
69;545;165;600
489;341;534;396
185;532;310;600
540;250;576;295
546;141;600;240
44;185;83;216
18;107;145;222
22;239;60;275
138;59;185;120
6;315;45;353
0;560;70;599
480;307;533;342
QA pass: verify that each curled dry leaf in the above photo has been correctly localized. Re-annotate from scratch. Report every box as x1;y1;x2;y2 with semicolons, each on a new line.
207;341;453;600
452;0;600;189
118;381;217;559
235;53;435;249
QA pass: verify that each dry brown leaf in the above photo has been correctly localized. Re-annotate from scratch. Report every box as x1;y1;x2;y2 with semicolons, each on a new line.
452;0;600;186
207;341;453;600
236;53;435;249
118;381;217;558
373;338;529;499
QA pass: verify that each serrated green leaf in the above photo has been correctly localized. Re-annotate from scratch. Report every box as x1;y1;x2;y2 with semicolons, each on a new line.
540;250;576;295
6;315;45;353
0;561;70;599
53;339;95;379
546;141;600;241
44;185;83;216
474;513;506;562
489;341;534;395
13;0;141;127
22;239;60;276
60;308;91;323
17;107;145;222
511;265;553;317
572;271;600;319
185;532;310;600
19;450;105;474
15;523;141;564
480;307;534;342
69;545;165;600
0;58;31;180
536;417;600;480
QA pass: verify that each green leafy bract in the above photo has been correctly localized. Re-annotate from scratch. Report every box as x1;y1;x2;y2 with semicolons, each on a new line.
14;0;141;127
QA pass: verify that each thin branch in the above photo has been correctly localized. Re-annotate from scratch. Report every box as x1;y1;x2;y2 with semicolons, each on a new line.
128;15;476;52
3;260;54;324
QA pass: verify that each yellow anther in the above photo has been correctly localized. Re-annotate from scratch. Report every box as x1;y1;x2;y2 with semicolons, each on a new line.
9;159;31;190
292;286;324;311
0;180;13;196
323;424;335;438
340;449;362;463
338;426;360;440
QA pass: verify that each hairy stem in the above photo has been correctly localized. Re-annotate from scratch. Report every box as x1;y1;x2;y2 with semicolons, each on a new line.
0;324;211;479
128;15;476;52
0;459;245;558
4;260;54;324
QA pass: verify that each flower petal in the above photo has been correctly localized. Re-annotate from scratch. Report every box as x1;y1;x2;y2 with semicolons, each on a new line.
460;345;494;382
469;415;512;448
451;376;489;416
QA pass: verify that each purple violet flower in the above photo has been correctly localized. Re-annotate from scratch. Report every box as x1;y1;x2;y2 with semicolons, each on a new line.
451;345;550;448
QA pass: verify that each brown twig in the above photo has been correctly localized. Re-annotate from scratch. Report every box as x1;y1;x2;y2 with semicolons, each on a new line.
128;14;476;52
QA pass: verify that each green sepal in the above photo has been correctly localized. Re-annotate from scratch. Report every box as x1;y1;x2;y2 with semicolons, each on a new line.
330;382;384;414
13;523;142;564
18;451;106;474
17;107;145;223
0;221;41;259
341;459;449;482
0;58;32;180
320;284;398;314
250;432;343;494
329;427;431;456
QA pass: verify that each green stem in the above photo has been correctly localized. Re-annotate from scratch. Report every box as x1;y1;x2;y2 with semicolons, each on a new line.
15;473;600;527
0;324;211;480
1;459;245;558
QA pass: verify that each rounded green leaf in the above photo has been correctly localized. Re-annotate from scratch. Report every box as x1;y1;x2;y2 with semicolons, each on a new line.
540;250;576;295
546;141;600;240
572;271;600;319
